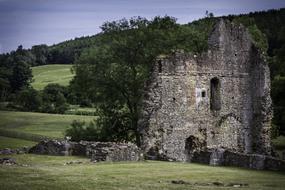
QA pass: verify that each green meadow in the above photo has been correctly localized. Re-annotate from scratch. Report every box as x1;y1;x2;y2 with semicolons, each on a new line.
31;64;74;90
0;111;95;141
0;154;284;190
0;136;36;149
0;111;284;190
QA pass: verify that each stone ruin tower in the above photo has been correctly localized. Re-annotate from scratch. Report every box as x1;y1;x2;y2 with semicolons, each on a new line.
138;19;272;162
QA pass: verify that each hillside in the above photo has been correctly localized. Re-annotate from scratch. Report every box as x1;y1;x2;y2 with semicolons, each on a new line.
0;136;36;149
0;111;95;144
32;64;74;90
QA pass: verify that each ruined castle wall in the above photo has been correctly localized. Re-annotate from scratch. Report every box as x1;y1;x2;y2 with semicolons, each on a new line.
139;19;272;161
197;20;255;153
249;48;272;154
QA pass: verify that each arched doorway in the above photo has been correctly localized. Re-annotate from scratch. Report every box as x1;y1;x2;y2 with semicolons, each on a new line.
185;135;205;161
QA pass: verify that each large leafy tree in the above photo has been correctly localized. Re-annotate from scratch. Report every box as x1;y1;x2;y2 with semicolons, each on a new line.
0;46;34;100
9;46;34;93
31;44;49;66
0;54;11;101
72;16;187;144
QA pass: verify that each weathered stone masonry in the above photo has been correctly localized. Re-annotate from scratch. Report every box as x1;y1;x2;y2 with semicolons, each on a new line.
29;140;140;162
139;19;273;162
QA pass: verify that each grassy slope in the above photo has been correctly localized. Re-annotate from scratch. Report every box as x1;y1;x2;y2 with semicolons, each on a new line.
0;154;284;190
31;64;74;90
65;105;98;115
0;111;95;138
0;136;36;149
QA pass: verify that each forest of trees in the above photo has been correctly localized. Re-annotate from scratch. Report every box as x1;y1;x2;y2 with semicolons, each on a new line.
0;8;284;142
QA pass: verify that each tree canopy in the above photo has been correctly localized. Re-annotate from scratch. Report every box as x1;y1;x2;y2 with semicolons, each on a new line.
0;46;33;101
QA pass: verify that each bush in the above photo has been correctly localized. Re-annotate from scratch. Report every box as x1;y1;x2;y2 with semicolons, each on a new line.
41;84;69;114
65;120;104;142
79;98;92;107
17;87;42;111
271;124;280;139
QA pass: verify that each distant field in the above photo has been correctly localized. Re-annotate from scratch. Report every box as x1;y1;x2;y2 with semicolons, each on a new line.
65;105;98;116
0;155;284;190
0;111;96;139
31;64;74;90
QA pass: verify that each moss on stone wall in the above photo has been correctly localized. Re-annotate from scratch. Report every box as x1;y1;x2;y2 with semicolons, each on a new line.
232;17;268;54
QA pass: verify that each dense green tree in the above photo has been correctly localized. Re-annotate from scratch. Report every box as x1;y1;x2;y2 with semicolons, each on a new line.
41;84;68;114
0;54;11;101
271;77;285;134
0;46;33;99
9;61;32;93
9;46;34;92
13;45;36;66
17;87;42;111
48;48;74;64
31;44;49;66
65;120;105;142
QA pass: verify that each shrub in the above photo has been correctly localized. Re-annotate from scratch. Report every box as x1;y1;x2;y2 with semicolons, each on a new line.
17;87;42;111
41;84;69;114
65;120;104;142
271;124;280;139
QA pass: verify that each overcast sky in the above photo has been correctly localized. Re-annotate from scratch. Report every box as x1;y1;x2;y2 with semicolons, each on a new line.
0;0;285;53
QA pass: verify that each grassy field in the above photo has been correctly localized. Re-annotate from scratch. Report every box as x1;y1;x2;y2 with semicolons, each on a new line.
0;111;95;139
31;64;74;90
65;105;98;116
0;136;36;149
0;154;284;190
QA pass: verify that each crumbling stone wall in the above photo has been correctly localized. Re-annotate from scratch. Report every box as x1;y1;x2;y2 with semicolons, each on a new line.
139;19;272;161
29;140;72;156
86;142;140;162
192;149;285;171
29;140;140;162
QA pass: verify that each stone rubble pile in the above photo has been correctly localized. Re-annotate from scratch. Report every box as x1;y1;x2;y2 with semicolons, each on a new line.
192;148;285;171
0;157;17;165
29;140;71;156
86;142;140;162
0;147;30;155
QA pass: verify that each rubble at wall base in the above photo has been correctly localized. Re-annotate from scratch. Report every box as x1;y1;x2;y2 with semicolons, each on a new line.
191;148;285;171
